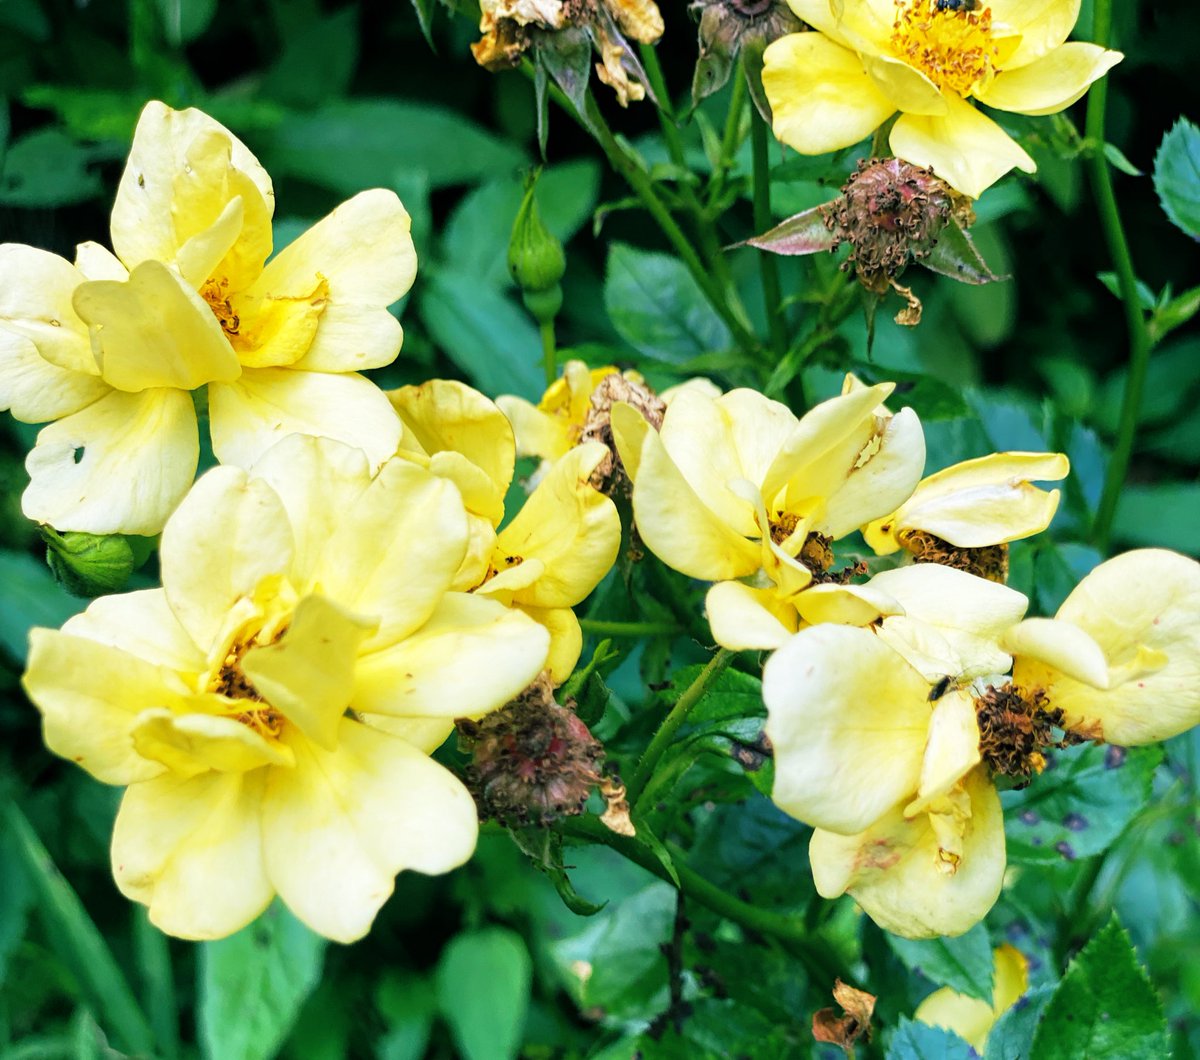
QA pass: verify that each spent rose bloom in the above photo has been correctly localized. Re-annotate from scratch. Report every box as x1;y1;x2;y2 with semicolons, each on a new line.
0;101;413;536
22;435;549;942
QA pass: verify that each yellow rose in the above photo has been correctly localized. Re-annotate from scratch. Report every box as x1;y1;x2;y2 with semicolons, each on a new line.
22;435;549;942
763;0;1123;197
915;944;1029;1052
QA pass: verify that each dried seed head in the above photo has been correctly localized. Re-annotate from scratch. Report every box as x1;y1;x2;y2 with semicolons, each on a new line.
901;529;1010;583
579;372;666;496
458;673;623;827
974;682;1084;785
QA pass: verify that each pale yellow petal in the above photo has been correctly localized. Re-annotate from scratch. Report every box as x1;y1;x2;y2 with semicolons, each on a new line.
610;399;652;483
111;100;273;277
389;379;515;504
130;707;294;776
23;629;189;785
1012;549;1200;744
786;0;893;53
252;190;416;373
241;594;378;750
493;443;620;608
764;624;931;834
23;387;199;536
356;715;455;755
74;241;128;282
246;434;372;591
521;604;583;684
764;33;896;156
159;466;294;654
1002;617;1111;687
208;366;402;470
915;944;1029;1051
793;581;903;627
111;769;272;941
818;407;927;538
430;451;508;526
263;719;478;943
862;54;948;115
810;768;1005;938
73;261;240;392
62;588;205;673
865;452;1069;553
353;593;549;719
706;581;795;651
890;94;1036;199
495;394;571;462
988;0;1080;69
978;43;1123;116
313;458;467;652
905;690;982;815
0;245;97;375
630;409;761;581
0;327;109;424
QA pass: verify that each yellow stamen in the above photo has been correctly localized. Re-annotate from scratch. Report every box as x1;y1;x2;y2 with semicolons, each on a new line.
890;1;998;97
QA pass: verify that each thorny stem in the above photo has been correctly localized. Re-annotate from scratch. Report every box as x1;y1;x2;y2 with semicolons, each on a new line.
628;647;734;805
1086;0;1150;553
539;318;557;386
560;815;844;985
749;78;788;363
580;91;762;356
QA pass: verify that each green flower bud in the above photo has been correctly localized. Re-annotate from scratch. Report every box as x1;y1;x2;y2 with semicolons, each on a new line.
42;528;137;597
508;180;566;296
522;284;563;325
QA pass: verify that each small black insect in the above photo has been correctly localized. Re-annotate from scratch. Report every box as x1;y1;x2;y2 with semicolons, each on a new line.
928;675;953;701
933;0;980;11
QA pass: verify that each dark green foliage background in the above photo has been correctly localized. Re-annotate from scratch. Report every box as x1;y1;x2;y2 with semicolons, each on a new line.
1;1;1199;1057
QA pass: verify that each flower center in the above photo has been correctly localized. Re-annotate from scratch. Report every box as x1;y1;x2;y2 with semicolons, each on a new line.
889;0;998;97
209;626;287;738
901;529;1009;582
201;277;240;337
974;683;1082;785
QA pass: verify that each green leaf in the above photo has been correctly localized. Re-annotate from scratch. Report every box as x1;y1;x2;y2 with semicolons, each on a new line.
1003;743;1161;866
375;972;437;1060
1103;141;1143;177
984;984;1053;1059
886;1017;974;1059
1154;117;1200;239
418;268;545;400
923;220;1007;285
1112;482;1200;555
2;802;155;1056
42;529;137;598
435;928;532;1060
1095;335;1200;435
198;903;325;1060
409;0;437;48
0;823;34;989
0;127;102;207
886;925;994;1003
604;243;732;364
261;7;358;108
1150;282;1200;344
0;550;82;664
1031;916;1169;1059
261;100;526;193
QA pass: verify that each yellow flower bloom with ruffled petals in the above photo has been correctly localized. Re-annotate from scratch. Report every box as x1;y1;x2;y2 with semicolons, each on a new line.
763;0;1123;197
612;378;926;651
22;435;549;942
0;101;414;535
916;944;1029;1051
391;379;621;682
1003;548;1200;746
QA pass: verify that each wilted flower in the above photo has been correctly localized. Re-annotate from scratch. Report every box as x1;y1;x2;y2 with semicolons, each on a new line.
690;0;804;117
472;0;664;107
22;435;550;942
0;101;412;536
762;0;1124;198
744;157;1002;326
457;672;631;833
391;378;621;681
864;451;1070;581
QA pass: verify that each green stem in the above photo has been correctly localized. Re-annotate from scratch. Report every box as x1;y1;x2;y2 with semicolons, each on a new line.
1086;1;1149;553
629;648;734;804
579;618;681;638
133;909;180;1060
3;801;156;1057
560;816;843;984
708;69;747;210
582;92;761;356
539;318;557;387
749;86;788;362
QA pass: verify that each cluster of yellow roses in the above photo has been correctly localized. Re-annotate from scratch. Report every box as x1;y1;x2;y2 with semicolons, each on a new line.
2;103;624;942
